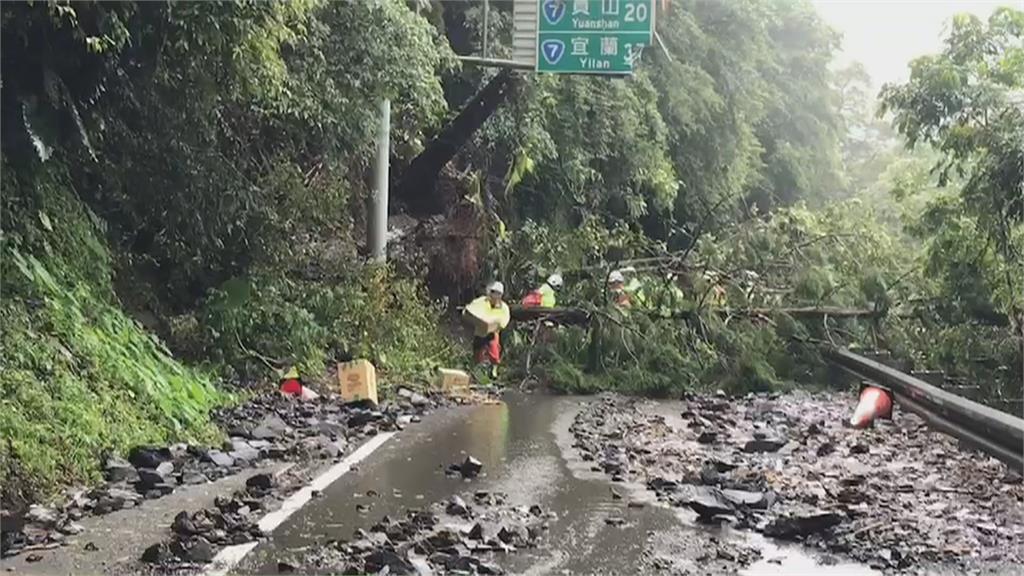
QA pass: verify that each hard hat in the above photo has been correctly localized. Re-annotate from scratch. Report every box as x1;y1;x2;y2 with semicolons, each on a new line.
487;281;504;295
608;270;625;284
546;273;563;289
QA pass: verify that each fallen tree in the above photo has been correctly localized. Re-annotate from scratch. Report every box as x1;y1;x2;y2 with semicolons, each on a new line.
509;305;883;325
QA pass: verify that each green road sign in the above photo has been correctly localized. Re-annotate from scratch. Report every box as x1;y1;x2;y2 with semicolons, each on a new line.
536;0;655;74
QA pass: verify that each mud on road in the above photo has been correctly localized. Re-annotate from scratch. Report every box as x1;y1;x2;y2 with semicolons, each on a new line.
571;392;1024;575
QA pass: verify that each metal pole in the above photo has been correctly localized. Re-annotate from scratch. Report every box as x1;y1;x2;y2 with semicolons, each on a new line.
370;99;390;263
482;0;490;58
456;55;534;70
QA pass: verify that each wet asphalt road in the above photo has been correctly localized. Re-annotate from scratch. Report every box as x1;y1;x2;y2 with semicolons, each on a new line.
236;393;879;575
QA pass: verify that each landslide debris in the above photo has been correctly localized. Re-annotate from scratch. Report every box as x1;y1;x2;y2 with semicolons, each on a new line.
276;490;545;575
570;392;1024;573
1;386;462;560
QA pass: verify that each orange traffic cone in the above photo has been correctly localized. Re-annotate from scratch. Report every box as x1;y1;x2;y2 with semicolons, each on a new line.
849;386;892;428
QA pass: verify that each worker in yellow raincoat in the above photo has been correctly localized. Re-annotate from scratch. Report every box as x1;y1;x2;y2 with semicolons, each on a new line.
463;281;511;378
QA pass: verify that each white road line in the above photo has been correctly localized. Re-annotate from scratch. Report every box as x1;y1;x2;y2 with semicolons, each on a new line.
203;432;396;576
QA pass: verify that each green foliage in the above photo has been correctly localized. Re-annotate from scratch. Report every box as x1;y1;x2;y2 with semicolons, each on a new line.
530;309;802;397
190;265;459;388
880;7;1024;319
875;7;1023;396
698;202;914;310
503;204;907;397
490;216;653;293
443;0;846;282
0;161;221;505
4;0;454;308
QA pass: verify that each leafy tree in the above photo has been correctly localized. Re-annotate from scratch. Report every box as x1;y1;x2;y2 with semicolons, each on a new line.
880;7;1023;324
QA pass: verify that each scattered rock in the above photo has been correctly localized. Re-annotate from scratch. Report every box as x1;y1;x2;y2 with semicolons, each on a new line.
478;561;504;574
57;521;84;536
709;458;738;473
245;473;274;492
25;505;58;527
697;431;718;444
137;468;169;490
183;471;210;485
567;392;1024;572
4;387;468;565
252;415;289;440
347;410;381;429
445;495;470;517
92;496;124;515
229;446;260;464
172;511;198;535
128;446;171;470
678;486;734;518
104;456;138;483
497;526;526;547
152;482;175;495
204;450;235;468
141;542;173;564
764;511;843;540
721;489;772;510
171;536;215;563
364;548;415;574
155;461;175;477
742;438;787;453
460;456;483;479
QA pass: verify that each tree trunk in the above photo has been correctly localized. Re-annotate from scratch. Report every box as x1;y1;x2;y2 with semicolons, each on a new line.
396;69;521;215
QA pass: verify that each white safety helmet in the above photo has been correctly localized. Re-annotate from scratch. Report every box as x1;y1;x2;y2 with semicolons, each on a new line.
546;273;564;290
487;281;505;295
608;270;625;284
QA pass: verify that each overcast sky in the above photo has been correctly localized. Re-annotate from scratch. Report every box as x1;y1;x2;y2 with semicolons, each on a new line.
811;0;1013;89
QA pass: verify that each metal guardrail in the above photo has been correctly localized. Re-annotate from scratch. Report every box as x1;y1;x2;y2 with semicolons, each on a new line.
824;347;1024;472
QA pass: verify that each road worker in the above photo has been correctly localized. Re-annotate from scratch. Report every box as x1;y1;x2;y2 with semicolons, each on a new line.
704;270;727;308
620;266;647;308
463;281;511;378
608;270;631;308
521;273;563;308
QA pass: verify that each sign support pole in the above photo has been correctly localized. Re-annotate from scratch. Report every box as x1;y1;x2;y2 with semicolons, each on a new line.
370;99;390;263
483;0;490;58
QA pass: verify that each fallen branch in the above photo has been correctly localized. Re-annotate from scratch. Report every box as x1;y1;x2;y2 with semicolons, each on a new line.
509;305;884;325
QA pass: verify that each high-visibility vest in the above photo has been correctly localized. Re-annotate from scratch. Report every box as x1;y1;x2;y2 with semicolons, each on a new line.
538;283;556;307
625;278;646;307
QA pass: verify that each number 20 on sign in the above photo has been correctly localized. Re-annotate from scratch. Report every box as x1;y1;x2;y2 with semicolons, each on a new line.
536;0;656;75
